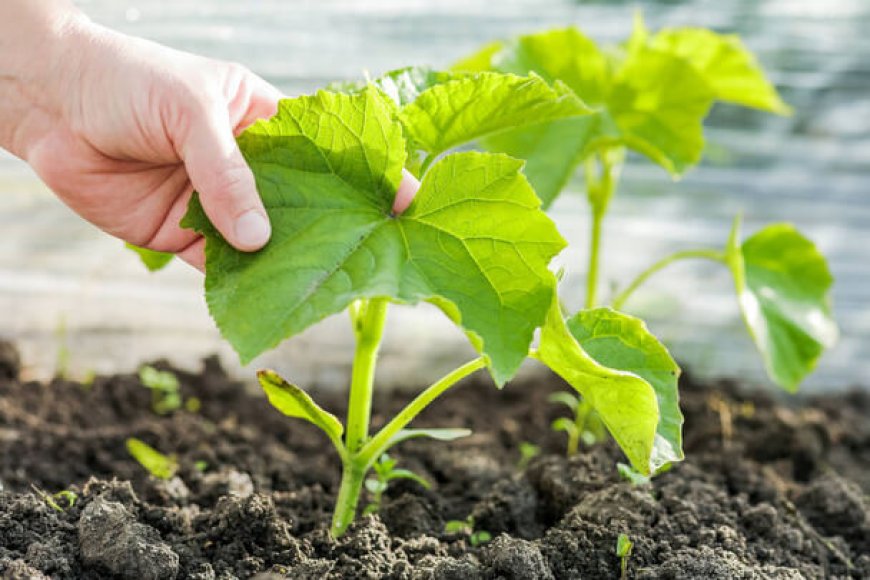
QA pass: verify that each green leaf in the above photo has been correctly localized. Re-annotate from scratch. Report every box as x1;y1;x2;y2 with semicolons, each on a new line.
551;417;577;434
452;41;504;72
125;243;173;272
386;428;472;448
182;88;565;385
536;297;661;474
257;369;344;445
480;116;600;208
374;67;456;107
616;533;633;557
609;47;715;174
547;391;580;412
617;462;651;486
386;469;431;489
125;438;177;480
652;28;792;115
567;307;683;470
725;218;838;391
400;72;591;157
493;27;610;106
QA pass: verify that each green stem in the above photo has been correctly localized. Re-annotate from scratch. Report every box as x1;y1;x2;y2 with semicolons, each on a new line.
330;461;367;537
359;356;486;465
583;149;622;309
346;298;389;454
585;206;605;309
611;248;727;311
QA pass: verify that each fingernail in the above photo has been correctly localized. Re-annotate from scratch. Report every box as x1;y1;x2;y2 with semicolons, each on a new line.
234;210;271;250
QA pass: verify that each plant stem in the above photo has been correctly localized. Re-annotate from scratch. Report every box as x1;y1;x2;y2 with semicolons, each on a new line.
331;461;367;537
585;205;605;309
583;148;622;309
346;298;389;454
359;356;486;465
611;248;727;311
419;153;437;176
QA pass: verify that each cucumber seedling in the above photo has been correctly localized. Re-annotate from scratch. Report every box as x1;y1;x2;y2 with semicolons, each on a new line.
126;437;178;480
445;515;492;547
457;17;838;393
167;72;687;536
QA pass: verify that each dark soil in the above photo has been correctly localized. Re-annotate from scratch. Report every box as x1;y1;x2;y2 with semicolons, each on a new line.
1;339;868;579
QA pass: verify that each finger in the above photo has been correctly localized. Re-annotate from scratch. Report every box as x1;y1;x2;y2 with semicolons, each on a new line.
177;237;206;272
181;105;271;252
235;73;283;134
392;169;420;214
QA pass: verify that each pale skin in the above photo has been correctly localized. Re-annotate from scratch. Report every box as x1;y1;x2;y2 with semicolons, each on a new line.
0;0;420;270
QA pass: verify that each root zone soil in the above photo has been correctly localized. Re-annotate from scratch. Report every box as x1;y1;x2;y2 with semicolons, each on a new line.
0;340;867;579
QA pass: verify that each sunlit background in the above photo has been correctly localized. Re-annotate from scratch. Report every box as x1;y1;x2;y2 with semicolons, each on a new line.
1;0;868;392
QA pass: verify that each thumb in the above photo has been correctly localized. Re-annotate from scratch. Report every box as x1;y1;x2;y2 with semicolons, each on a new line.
180;106;271;251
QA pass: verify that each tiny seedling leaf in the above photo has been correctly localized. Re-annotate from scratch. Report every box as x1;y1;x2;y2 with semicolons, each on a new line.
536;296;660;475
725;218;838;391
567;307;683;472
386;468;431;489
551;417;577;435
651;28;792;115
183;88;566;385
617;462;651;485
257;370;344;445
126;437;178;480
385;428;472;449
547;391;580;411
400;72;591;157
125;243;174;272
617;533;633;558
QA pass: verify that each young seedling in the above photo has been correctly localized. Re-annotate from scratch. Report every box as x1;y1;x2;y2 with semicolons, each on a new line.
616;533;633;579
548;391;606;456
457;17;838;393
138;365;195;415
126;437;178;480
31;485;77;512
362;453;430;516
445;515;492;547
140;68;690;536
516;441;541;471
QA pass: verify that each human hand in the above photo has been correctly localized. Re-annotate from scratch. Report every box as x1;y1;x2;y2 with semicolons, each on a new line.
0;4;419;270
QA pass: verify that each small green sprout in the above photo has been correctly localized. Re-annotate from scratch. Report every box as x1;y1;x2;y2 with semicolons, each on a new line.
616;533;633;579
32;485;77;512
138;365;182;415
194;460;209;473
126;437;178;480
362;453;430;516
516;441;541;471
445;515;492;547
548;392;607;456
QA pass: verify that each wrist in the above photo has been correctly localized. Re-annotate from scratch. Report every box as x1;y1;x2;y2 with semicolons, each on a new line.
0;0;92;157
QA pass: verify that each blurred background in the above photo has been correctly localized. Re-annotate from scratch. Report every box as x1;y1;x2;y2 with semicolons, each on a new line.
1;0;868;392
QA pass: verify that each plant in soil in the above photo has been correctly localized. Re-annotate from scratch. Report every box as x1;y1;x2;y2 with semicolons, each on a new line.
456;16;839;392
362;453;429;516
144;69;698;537
444;515;492;547
616;533;633;579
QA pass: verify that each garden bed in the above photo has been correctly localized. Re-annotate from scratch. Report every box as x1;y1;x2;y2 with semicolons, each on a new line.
0;340;867;579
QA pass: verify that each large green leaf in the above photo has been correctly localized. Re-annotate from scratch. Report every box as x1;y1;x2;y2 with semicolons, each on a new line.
400;72;590;157
726;219;838;391
609;47;715;175
535;297;662;474
182;88;565;385
257;370;345;445
493;27;610;106
481;116;600;208
652;28;791;115
567;308;683;470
